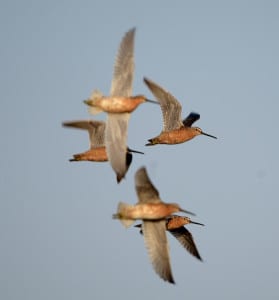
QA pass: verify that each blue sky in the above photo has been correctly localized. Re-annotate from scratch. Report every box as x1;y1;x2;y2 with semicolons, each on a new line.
1;1;279;299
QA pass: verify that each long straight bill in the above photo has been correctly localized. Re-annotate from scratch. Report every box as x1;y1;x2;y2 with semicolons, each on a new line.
201;131;217;139
127;147;144;155
190;220;205;226
145;98;160;104
180;208;196;216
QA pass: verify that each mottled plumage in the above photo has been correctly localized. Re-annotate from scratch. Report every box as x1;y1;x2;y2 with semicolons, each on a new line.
113;167;195;284
144;77;217;145
135;215;203;261
84;29;158;182
62;120;143;176
110;28;135;98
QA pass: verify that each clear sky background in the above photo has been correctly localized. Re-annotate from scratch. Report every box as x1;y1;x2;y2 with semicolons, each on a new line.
1;0;279;299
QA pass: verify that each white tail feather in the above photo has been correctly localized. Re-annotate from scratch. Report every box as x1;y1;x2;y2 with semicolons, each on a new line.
86;90;104;115
89;89;103;100
119;218;135;228
88;106;103;115
115;202;135;228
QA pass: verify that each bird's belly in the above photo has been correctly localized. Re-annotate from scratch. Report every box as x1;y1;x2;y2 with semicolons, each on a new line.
98;97;140;113
159;130;194;144
132;203;171;220
75;147;108;162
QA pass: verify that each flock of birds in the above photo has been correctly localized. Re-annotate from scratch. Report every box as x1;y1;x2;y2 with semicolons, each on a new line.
63;27;217;284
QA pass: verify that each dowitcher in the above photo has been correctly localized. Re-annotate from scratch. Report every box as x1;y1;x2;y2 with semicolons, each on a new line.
62;120;143;182
135;215;204;261
143;77;217;146
113;166;195;284
83;28;158;182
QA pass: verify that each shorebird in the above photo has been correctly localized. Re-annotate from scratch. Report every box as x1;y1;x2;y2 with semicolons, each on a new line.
84;28;158;182
135;215;204;261
62;120;143;181
143;77;217;146
113;166;195;284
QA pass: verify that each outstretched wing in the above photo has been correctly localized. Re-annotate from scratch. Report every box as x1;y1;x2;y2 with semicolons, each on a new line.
62;120;106;148
169;226;202;261
135;167;160;204
144;77;183;131
143;220;175;284
110;28;135;97
105;113;130;183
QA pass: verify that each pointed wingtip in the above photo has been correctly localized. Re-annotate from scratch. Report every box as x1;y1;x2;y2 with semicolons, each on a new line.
193;249;203;261
143;77;150;85
167;276;175;284
129;27;136;33
116;173;124;183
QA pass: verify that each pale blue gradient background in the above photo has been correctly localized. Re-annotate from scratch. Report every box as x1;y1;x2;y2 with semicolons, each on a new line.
1;1;279;299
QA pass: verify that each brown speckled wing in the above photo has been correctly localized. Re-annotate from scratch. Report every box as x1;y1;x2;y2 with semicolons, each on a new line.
62;120;106;148
144;77;183;131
